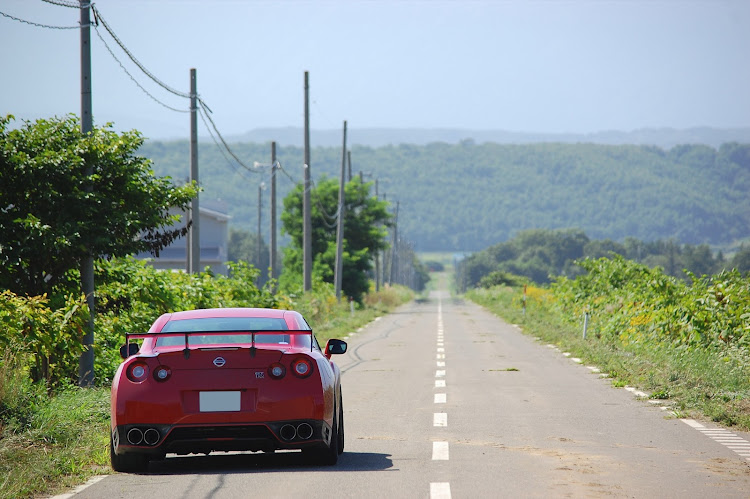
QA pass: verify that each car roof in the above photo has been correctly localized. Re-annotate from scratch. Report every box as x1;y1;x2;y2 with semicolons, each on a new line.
148;308;302;333
167;308;289;320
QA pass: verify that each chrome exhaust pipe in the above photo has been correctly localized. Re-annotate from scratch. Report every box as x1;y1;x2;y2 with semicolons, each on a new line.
144;428;160;446
127;427;144;445
296;423;314;440
279;424;297;441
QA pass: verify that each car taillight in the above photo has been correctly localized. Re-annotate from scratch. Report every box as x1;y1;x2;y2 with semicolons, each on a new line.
291;358;313;378
154;366;171;382
127;362;149;383
268;363;286;380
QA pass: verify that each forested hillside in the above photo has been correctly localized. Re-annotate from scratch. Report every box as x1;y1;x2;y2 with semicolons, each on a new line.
231;126;750;149
139;140;750;251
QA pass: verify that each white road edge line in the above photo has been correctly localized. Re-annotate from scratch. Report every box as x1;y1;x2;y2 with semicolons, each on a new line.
681;419;750;461
49;475;107;499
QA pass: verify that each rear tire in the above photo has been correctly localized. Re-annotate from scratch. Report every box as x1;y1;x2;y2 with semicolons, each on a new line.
304;406;340;465
110;432;149;473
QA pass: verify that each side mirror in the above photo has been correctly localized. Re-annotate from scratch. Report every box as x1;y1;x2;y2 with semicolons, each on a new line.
324;339;347;358
119;342;140;359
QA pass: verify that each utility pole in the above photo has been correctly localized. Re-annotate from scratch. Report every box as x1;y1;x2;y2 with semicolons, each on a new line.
334;120;347;301
257;183;263;273
188;68;200;274
303;71;312;291
374;178;380;292
78;0;95;387
389;201;399;285
269;142;277;285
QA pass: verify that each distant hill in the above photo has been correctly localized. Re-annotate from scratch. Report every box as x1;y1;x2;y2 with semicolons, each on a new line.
227;127;750;150
140;140;750;252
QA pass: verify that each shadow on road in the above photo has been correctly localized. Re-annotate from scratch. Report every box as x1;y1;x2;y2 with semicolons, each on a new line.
145;450;393;475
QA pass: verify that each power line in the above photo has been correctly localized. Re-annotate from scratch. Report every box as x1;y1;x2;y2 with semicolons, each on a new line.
0;9;85;29
198;110;244;175
198;101;266;175
198;107;254;180
274;163;340;226
276;163;299;185
15;1;267;188
41;0;80;8
94;26;189;113
91;4;191;99
89;3;264;178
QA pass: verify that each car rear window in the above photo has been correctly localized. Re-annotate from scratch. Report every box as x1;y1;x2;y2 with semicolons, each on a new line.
157;317;291;346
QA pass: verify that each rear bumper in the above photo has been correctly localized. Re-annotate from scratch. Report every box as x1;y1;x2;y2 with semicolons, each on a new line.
112;419;333;456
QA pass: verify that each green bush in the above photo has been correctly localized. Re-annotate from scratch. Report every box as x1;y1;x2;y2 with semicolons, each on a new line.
0;291;87;386
550;255;750;349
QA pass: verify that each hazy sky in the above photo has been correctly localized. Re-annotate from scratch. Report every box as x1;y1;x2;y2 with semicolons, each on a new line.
2;0;749;140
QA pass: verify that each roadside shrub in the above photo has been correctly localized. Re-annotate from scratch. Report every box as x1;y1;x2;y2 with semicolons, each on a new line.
0;291;87;386
478;270;526;288
550;255;750;350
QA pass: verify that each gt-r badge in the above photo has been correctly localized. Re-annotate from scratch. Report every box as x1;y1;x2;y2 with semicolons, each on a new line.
213;357;226;367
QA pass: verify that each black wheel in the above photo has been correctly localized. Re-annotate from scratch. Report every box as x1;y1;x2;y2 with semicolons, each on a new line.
110;432;149;473
304;406;340;465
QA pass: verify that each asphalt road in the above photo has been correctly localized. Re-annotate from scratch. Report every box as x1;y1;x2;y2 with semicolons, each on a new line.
64;286;750;498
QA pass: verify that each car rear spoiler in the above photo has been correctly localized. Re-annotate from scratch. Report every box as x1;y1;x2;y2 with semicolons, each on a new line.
123;329;315;359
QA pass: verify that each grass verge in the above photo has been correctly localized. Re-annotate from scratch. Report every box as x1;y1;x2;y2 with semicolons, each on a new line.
467;286;750;431
0;362;110;499
0;285;413;499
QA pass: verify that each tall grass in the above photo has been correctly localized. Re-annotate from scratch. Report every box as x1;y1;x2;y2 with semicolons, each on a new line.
0;349;110;499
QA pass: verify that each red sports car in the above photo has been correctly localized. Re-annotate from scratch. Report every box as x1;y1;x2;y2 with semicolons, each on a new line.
110;307;347;472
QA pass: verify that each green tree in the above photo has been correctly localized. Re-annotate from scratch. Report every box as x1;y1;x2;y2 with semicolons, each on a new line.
0;115;197;297
280;176;391;302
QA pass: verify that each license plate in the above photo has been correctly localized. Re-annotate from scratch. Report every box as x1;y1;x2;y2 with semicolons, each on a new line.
199;391;241;412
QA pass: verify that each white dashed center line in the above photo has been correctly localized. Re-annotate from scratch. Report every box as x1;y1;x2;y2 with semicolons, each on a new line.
431;298;451;496
430;482;452;499
434;412;448;427
432;441;450;460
